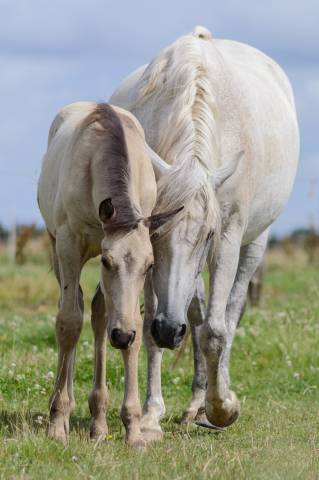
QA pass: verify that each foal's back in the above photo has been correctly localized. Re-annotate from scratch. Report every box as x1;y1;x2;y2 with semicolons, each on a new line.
38;102;155;243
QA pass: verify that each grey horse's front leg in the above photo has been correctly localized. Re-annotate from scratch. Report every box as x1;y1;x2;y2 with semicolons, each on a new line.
181;276;207;424
201;227;268;428
140;274;165;442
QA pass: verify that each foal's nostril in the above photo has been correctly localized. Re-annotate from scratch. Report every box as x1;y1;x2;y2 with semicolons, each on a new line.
110;328;136;349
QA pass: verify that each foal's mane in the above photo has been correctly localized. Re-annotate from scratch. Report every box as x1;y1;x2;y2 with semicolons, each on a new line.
134;27;221;244
81;103;139;232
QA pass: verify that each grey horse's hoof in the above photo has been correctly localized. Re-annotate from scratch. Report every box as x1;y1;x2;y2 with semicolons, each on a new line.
205;390;240;428
195;420;226;431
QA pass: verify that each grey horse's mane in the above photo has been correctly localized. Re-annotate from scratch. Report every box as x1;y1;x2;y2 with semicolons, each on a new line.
81;103;139;232
134;28;221;246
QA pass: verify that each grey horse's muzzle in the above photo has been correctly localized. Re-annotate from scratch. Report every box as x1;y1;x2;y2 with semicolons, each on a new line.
151;313;186;349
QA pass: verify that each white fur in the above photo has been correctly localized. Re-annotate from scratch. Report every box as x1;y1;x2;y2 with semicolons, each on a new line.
110;26;299;433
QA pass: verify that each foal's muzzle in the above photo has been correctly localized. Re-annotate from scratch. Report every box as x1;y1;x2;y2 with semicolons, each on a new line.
110;328;136;349
151;315;186;349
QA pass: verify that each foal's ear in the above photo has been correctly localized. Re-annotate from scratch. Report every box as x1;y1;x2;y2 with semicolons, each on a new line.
99;198;116;223
145;206;184;233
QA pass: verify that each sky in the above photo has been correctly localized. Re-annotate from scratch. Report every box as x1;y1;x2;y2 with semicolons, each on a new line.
0;0;318;235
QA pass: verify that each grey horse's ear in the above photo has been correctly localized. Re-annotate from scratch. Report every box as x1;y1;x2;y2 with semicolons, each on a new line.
144;206;184;233
99;198;116;223
210;150;244;190
146;144;171;180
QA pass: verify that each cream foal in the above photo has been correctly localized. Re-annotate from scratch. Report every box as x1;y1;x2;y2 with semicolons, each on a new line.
38;101;179;447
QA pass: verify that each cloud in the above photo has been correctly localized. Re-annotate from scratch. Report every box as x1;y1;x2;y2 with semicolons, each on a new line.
0;0;318;234
1;0;319;62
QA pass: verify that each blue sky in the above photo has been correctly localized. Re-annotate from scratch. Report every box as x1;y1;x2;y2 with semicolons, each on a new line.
0;0;318;235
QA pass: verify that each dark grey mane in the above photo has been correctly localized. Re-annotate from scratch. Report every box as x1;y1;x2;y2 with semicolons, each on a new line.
82;103;139;232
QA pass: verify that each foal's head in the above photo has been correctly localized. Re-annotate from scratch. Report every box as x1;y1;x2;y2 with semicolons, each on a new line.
98;198;181;349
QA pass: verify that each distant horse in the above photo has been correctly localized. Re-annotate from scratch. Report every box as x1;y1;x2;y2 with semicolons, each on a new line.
38;102;179;447
110;26;299;437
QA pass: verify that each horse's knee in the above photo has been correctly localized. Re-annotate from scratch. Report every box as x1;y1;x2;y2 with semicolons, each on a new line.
56;311;83;348
200;323;227;358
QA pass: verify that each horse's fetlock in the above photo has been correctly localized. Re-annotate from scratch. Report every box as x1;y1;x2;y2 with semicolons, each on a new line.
121;403;141;426
192;373;207;392
88;388;108;415
49;393;70;416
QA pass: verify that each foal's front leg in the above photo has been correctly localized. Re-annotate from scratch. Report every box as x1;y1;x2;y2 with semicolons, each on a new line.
48;227;83;443
121;311;145;448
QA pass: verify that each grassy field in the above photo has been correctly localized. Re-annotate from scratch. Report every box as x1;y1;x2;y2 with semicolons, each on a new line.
0;251;318;479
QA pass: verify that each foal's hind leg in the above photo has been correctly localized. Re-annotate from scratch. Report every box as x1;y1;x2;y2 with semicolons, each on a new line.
48;226;84;443
181;276;207;424
88;283;108;440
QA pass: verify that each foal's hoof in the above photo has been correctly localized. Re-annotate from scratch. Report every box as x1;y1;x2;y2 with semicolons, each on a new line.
47;421;68;445
127;437;147;450
205;391;240;428
89;420;108;442
141;426;164;443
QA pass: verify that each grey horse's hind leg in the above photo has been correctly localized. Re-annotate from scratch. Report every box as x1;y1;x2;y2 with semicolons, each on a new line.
181;276;207;424
140;274;165;442
88;283;108;440
248;263;265;306
222;231;268;383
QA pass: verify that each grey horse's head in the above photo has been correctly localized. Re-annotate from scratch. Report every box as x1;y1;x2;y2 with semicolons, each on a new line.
150;151;243;349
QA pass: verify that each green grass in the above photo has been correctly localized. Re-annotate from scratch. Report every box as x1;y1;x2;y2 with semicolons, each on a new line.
0;255;318;479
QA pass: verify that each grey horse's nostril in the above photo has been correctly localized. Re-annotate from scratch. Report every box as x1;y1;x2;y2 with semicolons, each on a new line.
110;328;136;349
151;318;186;349
178;323;187;339
151;318;160;340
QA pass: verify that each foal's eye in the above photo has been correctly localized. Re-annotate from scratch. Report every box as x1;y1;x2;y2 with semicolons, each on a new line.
101;256;111;270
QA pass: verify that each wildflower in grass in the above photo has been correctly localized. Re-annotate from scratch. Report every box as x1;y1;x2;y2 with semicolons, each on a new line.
35;415;43;425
